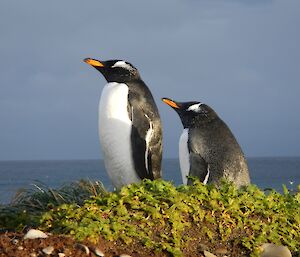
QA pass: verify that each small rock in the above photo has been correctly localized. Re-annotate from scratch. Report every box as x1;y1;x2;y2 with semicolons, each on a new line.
58;253;66;257
76;243;90;255
215;247;228;254
260;243;292;257
42;246;54;255
119;255;132;257
24;229;48;239
29;253;37;257
203;250;217;257
11;239;19;245
93;247;105;256
17;246;24;250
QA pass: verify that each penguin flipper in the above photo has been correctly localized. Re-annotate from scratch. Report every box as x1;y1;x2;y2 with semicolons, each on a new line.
130;124;153;180
128;103;160;180
188;153;210;185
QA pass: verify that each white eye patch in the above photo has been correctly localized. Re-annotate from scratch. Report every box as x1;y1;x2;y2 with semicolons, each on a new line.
111;61;133;71
187;103;203;112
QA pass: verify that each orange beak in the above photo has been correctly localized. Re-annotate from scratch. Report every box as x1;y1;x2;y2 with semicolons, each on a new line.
83;58;104;67
162;98;179;109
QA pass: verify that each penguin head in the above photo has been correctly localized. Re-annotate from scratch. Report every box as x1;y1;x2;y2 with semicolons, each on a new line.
84;58;140;83
162;98;218;128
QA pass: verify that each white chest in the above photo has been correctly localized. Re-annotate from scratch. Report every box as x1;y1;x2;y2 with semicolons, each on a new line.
179;128;190;185
99;82;132;124
98;82;140;188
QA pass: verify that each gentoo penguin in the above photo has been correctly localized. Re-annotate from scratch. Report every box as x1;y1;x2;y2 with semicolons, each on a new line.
84;58;162;189
162;98;250;188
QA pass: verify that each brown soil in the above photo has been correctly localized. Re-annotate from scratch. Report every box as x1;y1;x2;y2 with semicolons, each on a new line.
0;232;165;257
0;231;249;257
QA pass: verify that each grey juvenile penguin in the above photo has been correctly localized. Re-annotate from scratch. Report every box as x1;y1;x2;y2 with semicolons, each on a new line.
84;58;162;189
162;98;250;187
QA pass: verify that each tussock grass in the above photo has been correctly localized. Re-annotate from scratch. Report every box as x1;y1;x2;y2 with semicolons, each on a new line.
0;179;107;230
11;179;107;208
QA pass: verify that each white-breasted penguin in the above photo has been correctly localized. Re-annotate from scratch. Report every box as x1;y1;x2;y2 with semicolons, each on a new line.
84;58;162;189
162;98;250;188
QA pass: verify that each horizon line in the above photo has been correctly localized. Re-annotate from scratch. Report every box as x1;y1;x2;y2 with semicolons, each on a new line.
1;155;300;162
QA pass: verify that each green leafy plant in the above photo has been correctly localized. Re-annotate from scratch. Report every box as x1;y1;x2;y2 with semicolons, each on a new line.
1;179;299;256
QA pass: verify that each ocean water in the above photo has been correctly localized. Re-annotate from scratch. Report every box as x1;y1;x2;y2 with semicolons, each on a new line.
0;157;299;204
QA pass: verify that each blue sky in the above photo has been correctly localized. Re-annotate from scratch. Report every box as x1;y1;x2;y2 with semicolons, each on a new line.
0;0;299;160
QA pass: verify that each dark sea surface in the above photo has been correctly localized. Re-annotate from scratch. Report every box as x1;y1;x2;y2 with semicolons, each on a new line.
0;157;299;204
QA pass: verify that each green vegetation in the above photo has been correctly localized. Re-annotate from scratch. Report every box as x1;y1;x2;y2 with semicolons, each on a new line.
1;179;300;256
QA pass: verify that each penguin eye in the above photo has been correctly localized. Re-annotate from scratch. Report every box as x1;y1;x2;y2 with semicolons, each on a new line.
111;61;133;71
187;103;203;113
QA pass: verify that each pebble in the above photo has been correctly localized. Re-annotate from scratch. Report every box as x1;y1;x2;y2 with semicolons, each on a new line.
260;243;292;257
29;253;37;257
203;250;217;257
58;253;66;257
11;239;19;245
76;243;90;255
17;246;24;250
93;247;105;256
119;255;133;257
215;247;227;254
42;246;54;255
24;229;48;239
